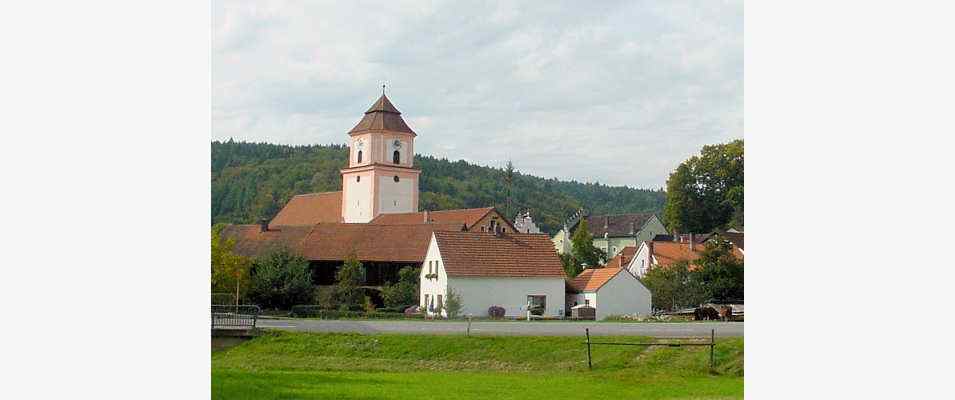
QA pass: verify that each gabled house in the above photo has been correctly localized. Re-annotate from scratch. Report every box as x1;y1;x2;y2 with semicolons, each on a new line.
552;210;668;260
420;230;566;318
566;260;652;320
627;234;744;277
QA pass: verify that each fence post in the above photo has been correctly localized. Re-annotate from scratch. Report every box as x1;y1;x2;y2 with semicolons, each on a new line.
709;329;715;372
467;315;472;337
585;328;593;370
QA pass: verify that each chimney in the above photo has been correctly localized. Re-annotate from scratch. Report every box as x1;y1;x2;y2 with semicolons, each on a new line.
689;233;694;251
258;219;269;232
423;210;430;223
647;241;654;267
604;216;609;229
629;221;635;235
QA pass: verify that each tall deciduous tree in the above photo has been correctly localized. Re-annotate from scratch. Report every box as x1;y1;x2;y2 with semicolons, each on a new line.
570;219;607;271
695;236;744;302
641;261;708;311
663;140;744;233
211;224;250;304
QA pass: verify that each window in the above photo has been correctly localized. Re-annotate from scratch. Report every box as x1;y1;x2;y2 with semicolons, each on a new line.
481;226;486;232
356;176;360;182
584;299;590;306
428;261;432;274
527;295;546;316
437;295;443;313
435;261;440;274
424;294;429;308
393;176;400;183
357;150;362;163
393;150;400;164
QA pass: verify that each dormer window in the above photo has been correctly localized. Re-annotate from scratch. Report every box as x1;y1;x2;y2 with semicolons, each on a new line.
393;150;400;164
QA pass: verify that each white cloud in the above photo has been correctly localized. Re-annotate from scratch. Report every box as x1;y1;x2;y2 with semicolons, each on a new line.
213;0;742;188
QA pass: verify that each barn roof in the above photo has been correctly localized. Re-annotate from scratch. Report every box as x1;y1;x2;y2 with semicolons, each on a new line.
369;207;513;231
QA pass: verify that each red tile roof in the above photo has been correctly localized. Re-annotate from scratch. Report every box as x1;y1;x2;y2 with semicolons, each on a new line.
568;267;627;292
433;231;566;278
220;222;463;262
649;241;744;269
369;207;495;229
268;192;342;229
606;246;637;268
218;225;314;258
301;223;461;263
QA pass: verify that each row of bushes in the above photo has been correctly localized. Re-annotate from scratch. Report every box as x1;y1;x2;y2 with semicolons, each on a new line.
289;305;422;320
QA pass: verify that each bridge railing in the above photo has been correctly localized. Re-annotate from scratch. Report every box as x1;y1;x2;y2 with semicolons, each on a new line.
211;305;261;329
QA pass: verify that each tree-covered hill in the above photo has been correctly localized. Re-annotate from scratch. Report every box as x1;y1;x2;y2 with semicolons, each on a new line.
212;140;666;234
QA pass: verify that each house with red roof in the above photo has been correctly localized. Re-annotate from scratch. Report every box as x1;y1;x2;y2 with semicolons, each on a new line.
566;246;651;319
627;233;744;277
420;230;567;318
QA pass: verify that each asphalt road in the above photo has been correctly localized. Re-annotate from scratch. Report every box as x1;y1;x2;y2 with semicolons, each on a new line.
257;318;743;337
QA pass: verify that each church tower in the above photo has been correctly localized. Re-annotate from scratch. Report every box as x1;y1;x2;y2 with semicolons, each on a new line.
340;92;421;223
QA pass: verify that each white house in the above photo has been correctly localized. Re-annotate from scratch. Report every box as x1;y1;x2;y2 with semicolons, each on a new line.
566;266;652;320
420;230;567;318
627;233;744;277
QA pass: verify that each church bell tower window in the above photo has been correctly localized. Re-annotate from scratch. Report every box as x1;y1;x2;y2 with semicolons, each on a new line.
357;150;362;164
393;150;400;164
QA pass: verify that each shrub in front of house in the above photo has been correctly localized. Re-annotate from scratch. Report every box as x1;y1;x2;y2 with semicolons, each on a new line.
488;305;505;319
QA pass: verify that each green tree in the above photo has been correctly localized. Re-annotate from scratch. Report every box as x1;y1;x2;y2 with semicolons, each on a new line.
559;253;581;279
211;224;250;305
381;265;420;309
570;219;607;270
335;254;364;310
246;247;313;309
641;261;708;311
663;140;743;233
695;236;744;302
443;287;463;319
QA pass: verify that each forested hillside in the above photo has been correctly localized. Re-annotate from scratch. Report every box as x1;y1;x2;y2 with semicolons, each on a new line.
212;141;666;234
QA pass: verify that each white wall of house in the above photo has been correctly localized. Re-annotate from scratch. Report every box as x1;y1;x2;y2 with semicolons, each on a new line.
449;276;566;318
419;235;448;316
627;242;653;277
591;270;652;320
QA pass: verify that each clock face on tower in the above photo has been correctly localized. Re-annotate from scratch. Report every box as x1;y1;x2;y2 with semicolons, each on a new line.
392;139;402;149
356;140;364;149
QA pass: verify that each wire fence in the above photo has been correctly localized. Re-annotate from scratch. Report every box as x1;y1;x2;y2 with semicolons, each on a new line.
584;328;717;371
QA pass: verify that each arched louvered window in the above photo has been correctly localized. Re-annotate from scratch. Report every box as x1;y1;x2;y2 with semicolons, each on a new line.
393;150;400;164
357;150;363;163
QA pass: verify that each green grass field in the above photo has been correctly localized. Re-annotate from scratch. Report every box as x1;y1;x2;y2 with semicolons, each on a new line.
212;331;743;399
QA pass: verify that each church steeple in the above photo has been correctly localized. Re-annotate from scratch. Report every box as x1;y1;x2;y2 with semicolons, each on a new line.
340;91;421;223
348;93;416;135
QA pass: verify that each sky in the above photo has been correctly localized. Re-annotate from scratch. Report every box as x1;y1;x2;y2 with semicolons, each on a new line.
213;0;742;189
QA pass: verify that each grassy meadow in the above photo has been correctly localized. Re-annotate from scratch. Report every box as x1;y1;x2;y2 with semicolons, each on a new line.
212;331;743;399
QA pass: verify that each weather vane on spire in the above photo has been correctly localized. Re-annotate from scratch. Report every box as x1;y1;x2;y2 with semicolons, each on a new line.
382;84;386;95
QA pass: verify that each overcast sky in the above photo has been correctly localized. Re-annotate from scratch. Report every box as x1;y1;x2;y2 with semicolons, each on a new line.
213;0;742;189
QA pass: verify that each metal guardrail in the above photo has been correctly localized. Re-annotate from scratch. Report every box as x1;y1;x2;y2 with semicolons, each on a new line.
584;328;717;371
211;305;261;329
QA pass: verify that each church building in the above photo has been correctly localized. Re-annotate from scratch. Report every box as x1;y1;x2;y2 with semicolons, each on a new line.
221;92;557;311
